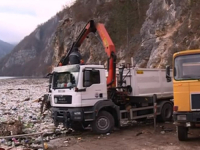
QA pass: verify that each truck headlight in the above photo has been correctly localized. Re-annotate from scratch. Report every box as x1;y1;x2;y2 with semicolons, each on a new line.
177;115;186;121
74;112;81;115
54;97;58;103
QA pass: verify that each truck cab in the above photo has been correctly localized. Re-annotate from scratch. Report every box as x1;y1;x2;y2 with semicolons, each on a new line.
51;64;107;107
166;49;200;141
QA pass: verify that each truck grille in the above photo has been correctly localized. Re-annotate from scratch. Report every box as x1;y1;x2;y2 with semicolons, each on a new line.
191;93;200;110
55;95;72;104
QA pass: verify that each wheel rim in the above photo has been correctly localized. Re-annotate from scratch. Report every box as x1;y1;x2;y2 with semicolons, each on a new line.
97;117;110;131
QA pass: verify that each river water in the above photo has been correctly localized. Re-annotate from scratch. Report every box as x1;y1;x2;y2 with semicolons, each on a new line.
0;76;16;79
0;76;47;80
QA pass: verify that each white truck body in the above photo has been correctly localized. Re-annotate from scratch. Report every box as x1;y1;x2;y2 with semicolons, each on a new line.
51;65;173;108
105;67;173;99
117;68;173;99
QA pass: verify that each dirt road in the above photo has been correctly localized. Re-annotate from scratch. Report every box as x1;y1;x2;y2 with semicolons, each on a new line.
47;122;200;150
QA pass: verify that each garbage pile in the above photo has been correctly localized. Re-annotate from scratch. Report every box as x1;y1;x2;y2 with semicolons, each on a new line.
0;78;52;134
0;78;68;149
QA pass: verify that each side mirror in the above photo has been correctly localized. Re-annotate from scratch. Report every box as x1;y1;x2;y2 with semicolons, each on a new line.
166;65;172;82
83;70;91;87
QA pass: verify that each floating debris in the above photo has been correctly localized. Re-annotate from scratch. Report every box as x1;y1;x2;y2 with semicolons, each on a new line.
0;78;68;149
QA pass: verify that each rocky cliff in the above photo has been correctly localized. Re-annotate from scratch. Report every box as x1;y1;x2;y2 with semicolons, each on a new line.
0;15;59;76
132;0;197;68
52;0;151;66
0;0;199;76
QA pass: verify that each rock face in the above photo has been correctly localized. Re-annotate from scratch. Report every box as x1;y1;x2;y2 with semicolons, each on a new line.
52;0;151;67
52;17;108;67
0;16;59;76
0;0;200;76
133;0;200;68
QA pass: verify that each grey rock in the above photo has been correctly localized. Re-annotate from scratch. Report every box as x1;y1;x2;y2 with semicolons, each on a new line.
133;0;191;68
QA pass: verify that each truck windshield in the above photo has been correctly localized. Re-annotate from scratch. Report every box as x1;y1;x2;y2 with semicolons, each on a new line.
174;53;200;80
52;65;80;89
53;72;79;89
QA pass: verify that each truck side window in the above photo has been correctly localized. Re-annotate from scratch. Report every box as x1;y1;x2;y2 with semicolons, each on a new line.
83;69;100;87
91;70;100;84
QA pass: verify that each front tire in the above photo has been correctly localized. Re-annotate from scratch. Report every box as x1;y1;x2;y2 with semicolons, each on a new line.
92;111;114;134
178;126;188;141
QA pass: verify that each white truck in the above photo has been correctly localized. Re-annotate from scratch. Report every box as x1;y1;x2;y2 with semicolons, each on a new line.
48;20;173;133
48;64;173;133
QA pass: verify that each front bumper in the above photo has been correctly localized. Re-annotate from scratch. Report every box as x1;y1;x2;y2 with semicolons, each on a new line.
51;107;83;127
174;112;200;126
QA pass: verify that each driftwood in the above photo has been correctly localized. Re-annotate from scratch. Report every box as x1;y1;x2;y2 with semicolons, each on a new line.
40;94;51;115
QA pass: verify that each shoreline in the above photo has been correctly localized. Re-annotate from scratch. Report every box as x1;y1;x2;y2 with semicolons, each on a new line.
0;76;48;80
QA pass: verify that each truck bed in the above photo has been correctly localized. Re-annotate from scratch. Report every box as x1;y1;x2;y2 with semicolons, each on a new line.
115;67;173;99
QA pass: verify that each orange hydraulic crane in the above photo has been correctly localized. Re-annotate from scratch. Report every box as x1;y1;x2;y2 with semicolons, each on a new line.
58;20;116;88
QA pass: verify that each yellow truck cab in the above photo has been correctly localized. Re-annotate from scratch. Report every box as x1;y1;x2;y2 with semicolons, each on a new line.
166;49;200;141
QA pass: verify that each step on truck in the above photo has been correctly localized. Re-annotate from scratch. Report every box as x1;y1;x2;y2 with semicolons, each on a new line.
48;20;174;134
166;49;200;141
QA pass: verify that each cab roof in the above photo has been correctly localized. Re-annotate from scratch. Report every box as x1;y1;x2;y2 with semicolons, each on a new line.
53;64;105;73
173;49;200;58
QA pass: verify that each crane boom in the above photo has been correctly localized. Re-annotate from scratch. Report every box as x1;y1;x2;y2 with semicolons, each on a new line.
58;20;116;88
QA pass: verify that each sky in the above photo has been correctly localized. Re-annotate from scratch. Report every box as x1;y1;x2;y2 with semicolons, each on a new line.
0;0;75;44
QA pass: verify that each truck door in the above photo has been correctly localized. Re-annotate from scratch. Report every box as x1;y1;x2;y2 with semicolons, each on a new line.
81;69;107;106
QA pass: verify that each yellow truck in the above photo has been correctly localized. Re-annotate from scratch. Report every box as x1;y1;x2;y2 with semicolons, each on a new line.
166;49;200;141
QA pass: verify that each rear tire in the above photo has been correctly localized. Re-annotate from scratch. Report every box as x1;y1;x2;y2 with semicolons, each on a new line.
92;111;114;134
158;103;173;122
177;126;188;141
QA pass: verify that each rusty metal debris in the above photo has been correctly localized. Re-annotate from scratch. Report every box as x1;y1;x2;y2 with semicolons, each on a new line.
0;120;23;136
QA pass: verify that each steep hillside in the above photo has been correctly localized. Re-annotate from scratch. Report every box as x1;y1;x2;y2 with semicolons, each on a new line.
0;40;14;60
0;15;60;76
0;0;200;76
52;0;151;66
53;0;200;69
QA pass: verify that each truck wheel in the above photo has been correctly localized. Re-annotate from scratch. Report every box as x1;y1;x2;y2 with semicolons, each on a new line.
159;103;173;122
92;111;114;134
178;126;188;141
